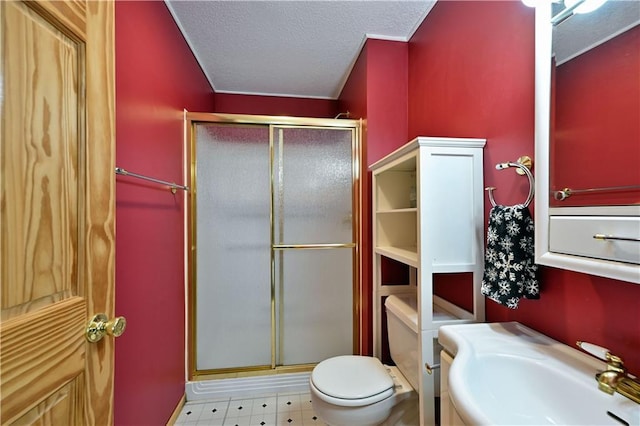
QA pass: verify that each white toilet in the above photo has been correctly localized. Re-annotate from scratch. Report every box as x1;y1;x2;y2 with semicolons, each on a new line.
310;294;420;426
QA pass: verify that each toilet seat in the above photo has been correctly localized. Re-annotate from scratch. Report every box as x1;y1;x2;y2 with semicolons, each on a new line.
310;356;394;407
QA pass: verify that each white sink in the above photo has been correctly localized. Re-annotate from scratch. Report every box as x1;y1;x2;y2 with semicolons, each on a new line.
438;322;640;425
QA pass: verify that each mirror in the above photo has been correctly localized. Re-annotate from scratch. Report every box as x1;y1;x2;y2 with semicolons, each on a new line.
534;1;640;283
550;0;639;207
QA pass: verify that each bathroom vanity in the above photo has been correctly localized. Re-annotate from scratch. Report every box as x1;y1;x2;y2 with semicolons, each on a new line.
370;137;486;425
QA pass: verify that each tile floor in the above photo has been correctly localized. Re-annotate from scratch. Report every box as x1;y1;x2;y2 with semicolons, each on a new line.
175;392;328;426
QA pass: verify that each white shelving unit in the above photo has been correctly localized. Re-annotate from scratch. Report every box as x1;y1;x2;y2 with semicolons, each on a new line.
371;136;486;425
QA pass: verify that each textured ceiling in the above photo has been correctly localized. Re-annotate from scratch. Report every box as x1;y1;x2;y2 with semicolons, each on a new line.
165;0;436;99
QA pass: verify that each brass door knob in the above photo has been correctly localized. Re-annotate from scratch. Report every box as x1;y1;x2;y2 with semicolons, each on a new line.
86;313;127;343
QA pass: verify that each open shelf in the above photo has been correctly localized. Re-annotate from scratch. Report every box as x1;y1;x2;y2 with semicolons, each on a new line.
374;246;418;267
371;137;486;426
376;207;418;214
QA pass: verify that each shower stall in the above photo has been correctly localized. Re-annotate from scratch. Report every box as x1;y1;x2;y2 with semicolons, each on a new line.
187;113;361;376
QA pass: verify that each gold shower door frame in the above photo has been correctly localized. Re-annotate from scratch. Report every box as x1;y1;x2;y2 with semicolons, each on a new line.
186;113;362;379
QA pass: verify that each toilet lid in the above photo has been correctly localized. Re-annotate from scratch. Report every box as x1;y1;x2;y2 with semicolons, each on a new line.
311;356;393;403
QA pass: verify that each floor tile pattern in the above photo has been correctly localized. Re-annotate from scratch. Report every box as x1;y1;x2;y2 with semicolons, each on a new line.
175;392;327;426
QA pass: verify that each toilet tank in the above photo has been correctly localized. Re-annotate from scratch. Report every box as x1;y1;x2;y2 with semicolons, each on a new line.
385;294;419;391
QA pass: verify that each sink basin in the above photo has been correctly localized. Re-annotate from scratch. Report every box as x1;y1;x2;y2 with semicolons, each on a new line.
439;322;640;425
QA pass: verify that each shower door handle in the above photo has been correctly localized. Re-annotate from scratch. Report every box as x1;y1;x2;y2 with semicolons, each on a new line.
273;243;356;250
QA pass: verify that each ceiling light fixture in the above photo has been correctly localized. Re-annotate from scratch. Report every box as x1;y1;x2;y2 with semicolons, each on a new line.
521;0;540;7
551;0;608;25
521;0;563;8
564;0;607;14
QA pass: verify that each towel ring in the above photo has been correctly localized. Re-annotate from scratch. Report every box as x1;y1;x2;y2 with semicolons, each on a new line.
485;157;535;208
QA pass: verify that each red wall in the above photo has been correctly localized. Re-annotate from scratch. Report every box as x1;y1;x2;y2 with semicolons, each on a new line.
406;0;640;372
362;39;409;166
337;38;408;167
337;44;368;124
215;93;338;117
338;43;370;354
115;2;214;425
338;39;408;355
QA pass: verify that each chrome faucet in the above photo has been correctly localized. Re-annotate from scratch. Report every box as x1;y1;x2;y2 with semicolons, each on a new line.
577;341;640;404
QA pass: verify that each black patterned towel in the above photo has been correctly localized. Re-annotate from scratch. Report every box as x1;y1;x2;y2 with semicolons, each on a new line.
481;205;539;309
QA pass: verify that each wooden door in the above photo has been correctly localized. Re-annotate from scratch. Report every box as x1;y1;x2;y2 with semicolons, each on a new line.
1;1;115;424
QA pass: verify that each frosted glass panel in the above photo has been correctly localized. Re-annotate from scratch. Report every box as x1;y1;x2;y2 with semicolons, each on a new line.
273;127;353;244
275;248;353;365
195;124;271;370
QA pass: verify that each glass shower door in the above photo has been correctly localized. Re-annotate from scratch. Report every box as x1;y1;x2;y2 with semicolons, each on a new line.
272;126;356;365
195;124;272;371
191;117;359;374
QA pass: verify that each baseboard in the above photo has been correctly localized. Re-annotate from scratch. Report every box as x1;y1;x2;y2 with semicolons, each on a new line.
166;393;186;425
186;372;311;401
